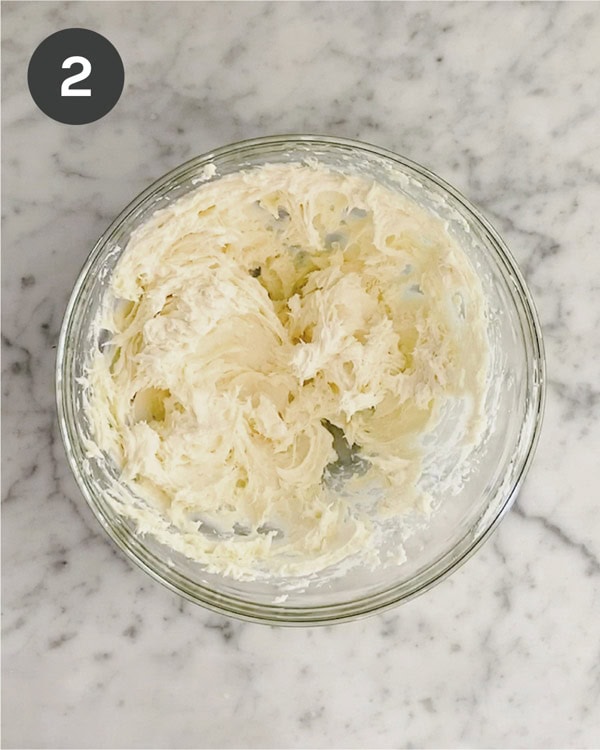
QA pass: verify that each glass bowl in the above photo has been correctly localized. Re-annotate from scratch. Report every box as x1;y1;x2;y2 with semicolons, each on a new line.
56;135;545;625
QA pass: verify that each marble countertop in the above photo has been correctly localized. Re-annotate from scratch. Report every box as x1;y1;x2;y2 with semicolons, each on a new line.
3;2;599;748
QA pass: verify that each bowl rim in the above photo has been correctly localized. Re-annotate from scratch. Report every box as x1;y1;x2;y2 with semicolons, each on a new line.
56;133;546;625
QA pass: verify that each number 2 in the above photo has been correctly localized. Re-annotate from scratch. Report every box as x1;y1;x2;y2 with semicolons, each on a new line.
61;56;91;97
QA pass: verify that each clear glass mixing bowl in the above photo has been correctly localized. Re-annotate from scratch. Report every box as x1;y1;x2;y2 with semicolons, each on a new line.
56;135;545;624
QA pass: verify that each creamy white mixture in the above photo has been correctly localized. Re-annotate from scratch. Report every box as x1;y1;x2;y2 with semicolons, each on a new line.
84;162;489;579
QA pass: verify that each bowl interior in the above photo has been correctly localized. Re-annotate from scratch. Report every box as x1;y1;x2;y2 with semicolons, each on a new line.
57;137;544;623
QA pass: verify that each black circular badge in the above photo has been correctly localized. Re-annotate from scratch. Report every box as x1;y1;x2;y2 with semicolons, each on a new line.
28;28;124;125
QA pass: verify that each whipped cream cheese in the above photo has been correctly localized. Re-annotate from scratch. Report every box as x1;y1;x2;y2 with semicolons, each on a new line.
84;162;489;580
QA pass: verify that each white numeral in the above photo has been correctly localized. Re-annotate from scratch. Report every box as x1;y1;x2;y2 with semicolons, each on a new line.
61;56;92;97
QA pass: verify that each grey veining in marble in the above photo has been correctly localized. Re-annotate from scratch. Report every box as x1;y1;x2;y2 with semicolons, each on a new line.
2;2;600;748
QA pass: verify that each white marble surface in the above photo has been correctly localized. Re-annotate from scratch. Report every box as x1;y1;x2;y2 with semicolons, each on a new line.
2;2;600;748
